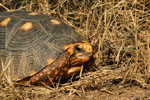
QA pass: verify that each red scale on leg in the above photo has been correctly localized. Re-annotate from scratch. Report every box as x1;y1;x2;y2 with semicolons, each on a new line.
58;57;68;68
59;72;63;76
35;77;39;81
59;63;64;68
55;76;59;80
54;70;59;75
52;67;55;70
39;73;43;77
30;76;36;83
31;78;35;83
64;67;68;71
29;52;72;86
49;77;53;81
47;71;51;75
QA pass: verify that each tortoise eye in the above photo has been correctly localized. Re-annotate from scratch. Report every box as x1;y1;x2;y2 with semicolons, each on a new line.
74;45;82;51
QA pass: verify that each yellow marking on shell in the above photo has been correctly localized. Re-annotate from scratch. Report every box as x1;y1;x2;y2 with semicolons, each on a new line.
20;22;34;32
28;12;39;16
30;70;36;76
0;17;11;26
47;58;54;65
50;19;61;25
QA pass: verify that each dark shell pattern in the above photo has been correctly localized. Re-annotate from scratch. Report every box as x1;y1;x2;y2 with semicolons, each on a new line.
0;11;85;81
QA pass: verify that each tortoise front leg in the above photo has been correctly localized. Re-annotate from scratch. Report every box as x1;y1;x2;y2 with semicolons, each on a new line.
29;52;70;86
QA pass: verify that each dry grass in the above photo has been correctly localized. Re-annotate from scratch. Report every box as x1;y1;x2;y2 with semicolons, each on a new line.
0;0;150;99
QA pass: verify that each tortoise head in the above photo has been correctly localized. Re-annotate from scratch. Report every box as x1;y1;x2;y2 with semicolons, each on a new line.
63;41;93;66
62;41;94;77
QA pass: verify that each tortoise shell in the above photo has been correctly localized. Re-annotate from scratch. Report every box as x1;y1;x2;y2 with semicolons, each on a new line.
0;11;93;86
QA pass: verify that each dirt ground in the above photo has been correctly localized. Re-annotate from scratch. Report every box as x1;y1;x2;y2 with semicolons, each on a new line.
79;86;150;100
0;0;150;100
1;68;150;100
1;72;150;100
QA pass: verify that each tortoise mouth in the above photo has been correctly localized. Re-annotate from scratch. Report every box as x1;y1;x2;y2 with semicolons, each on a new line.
70;53;93;66
76;52;93;58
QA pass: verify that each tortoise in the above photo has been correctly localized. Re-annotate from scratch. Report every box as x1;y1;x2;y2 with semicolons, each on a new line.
0;11;94;86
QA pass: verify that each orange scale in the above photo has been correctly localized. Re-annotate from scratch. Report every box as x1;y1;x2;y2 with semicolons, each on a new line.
64;67;68;71
65;61;68;64
59;63;64;68
52;67;55;70
67;57;70;61
47;71;51;75
54;70;59;75
55;76;59;80
59;72;63;76
31;76;36;81
49;77;53;81
31;79;35;83
35;77;39;81
39;73;43;77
